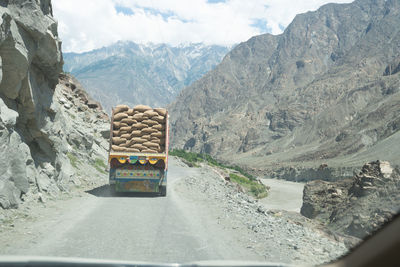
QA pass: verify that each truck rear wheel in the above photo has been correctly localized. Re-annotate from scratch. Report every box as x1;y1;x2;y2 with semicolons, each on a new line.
159;185;167;197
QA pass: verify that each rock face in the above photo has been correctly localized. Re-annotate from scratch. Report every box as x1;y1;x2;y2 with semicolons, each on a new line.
0;1;109;209
301;161;400;239
63;42;230;114
169;0;400;174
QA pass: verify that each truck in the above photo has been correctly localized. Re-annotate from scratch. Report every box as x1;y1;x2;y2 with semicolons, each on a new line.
108;105;169;196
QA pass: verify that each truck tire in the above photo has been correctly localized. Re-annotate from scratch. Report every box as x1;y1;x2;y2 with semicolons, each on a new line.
159;185;167;197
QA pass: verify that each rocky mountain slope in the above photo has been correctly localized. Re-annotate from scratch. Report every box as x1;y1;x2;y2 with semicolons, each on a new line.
169;0;400;178
0;1;109;210
301;160;400;239
63;42;230;114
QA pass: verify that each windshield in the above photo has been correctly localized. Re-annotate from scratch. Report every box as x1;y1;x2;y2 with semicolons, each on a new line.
0;0;399;266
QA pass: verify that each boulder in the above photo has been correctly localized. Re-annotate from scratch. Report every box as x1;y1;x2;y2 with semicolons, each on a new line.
0;98;19;128
98;125;110;139
86;99;100;109
301;161;400;239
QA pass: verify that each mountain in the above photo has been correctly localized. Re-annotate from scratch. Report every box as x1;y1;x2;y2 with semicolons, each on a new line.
0;1;109;209
63;42;230;113
169;0;400;178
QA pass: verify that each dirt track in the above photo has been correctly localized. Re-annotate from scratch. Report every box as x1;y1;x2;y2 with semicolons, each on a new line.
0;157;346;265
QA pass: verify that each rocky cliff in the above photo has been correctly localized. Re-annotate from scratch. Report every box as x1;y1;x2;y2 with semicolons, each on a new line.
301;160;400;239
0;0;109;209
169;0;400;177
63;42;230;114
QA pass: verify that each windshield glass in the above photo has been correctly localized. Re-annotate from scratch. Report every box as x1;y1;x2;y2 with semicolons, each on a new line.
0;0;399;266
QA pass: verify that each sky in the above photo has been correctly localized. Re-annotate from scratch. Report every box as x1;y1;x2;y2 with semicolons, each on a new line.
52;0;354;53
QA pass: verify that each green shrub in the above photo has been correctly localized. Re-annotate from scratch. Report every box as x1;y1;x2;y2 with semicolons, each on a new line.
170;149;268;199
230;173;268;199
170;149;255;179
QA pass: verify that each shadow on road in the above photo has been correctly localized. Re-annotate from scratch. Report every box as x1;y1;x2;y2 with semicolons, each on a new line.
86;184;161;198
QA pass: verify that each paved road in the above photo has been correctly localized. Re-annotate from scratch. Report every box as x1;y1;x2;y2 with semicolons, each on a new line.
2;158;266;263
260;178;304;212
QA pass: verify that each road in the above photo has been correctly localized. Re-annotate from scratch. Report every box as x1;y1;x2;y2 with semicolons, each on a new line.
1;158;270;263
260;178;304;212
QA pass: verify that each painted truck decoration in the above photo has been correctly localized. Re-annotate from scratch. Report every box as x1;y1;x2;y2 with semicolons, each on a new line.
108;104;168;195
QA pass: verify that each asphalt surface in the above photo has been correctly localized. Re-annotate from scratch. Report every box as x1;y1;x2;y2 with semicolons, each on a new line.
1;158;270;263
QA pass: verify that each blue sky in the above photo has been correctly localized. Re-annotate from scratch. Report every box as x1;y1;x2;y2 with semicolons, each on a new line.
53;0;354;53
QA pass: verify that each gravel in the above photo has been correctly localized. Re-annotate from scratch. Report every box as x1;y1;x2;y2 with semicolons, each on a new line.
174;162;348;265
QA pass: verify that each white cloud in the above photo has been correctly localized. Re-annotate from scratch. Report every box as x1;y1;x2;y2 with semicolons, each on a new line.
52;0;354;53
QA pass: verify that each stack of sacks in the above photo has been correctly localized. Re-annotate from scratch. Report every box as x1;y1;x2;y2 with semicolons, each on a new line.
111;104;167;153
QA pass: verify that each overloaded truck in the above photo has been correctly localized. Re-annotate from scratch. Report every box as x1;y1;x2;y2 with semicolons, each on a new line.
108;104;168;196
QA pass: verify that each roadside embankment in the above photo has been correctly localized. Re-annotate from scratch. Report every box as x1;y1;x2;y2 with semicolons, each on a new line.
301;160;400;239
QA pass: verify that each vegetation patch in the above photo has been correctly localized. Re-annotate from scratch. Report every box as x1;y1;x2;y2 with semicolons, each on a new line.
93;158;107;174
229;173;268;199
170;149;255;180
67;152;79;168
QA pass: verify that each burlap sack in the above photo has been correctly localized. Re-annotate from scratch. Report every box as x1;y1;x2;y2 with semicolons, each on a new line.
130;130;142;137
142;119;158;126
152;124;164;130
119;130;129;135
121;134;131;139
143;110;158;117
126;148;140;152
113;121;121;129
131;143;146;150
141;127;157;134
112;130;119;136
132;123;146;130
119;126;131;132
154;108;167;116
114;105;129;114
114;113;128;121
112;137;125;145
119;122;128;127
127;108;135;116
121;118;135;125
112;145;125;151
132;113;145;121
134;104;152;112
119;143;129;148
131;137;146;143
151;132;163;138
149;137;161;144
141;134;151;140
143;142;160;149
142;149;157;153
152;115;165;123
